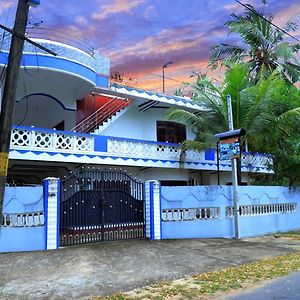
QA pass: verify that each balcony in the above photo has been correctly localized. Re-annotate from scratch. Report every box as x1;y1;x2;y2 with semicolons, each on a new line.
0;29;109;107
9;126;273;173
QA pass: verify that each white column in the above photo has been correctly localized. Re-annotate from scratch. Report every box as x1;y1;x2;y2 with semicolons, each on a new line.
44;177;60;250
145;180;161;240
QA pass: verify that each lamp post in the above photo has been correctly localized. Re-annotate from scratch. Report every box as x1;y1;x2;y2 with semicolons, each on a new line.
227;94;240;240
162;61;173;93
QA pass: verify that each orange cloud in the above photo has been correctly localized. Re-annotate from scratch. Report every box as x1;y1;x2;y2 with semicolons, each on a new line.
118;58;212;95
92;0;144;21
109;24;207;64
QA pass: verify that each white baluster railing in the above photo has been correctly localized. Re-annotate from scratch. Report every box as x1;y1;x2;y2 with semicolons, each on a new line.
1;211;44;227
10;127;273;170
106;137;206;162
11;127;94;153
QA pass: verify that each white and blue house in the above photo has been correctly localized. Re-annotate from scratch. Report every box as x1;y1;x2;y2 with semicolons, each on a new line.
2;29;294;254
0;29;272;186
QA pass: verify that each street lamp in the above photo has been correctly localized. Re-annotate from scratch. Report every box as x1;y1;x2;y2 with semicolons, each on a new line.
162;61;173;93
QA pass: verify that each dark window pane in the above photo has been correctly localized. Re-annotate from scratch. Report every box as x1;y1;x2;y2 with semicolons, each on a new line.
156;121;186;143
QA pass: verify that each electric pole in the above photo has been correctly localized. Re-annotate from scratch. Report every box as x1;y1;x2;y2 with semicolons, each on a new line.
227;94;240;240
0;0;31;224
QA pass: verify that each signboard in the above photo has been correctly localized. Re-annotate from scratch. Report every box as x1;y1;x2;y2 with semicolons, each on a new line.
219;137;240;160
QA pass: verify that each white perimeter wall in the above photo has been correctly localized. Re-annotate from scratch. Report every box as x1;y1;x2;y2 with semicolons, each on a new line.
100;105;196;141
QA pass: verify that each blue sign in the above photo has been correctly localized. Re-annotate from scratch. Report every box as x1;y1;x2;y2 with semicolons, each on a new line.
219;137;240;160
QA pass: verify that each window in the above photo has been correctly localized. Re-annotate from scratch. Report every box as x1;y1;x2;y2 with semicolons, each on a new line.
156;121;186;144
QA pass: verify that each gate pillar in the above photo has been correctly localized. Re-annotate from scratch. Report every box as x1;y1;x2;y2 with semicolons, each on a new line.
43;177;60;250
145;180;161;240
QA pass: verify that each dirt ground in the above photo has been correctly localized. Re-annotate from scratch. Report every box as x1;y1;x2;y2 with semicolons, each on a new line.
1;236;300;300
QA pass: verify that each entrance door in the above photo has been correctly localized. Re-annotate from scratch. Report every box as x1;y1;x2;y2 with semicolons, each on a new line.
60;168;145;246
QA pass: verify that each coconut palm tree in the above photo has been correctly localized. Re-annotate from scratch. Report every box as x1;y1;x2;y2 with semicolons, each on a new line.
167;64;277;150
167;63;300;184
210;2;300;83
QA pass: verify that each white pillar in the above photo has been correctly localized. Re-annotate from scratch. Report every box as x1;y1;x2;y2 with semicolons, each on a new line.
43;177;60;250
145;180;161;240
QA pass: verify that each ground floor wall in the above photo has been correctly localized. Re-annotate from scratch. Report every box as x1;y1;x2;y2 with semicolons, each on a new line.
0;186;45;252
147;184;300;240
2;169;294;254
0;179;60;253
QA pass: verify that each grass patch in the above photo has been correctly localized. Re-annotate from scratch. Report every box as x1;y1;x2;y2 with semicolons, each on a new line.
274;233;300;241
92;251;300;300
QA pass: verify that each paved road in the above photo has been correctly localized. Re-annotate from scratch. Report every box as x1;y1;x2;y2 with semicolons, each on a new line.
223;271;300;300
1;236;300;299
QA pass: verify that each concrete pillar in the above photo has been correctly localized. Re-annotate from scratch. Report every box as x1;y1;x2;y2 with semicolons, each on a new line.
43;177;60;250
145;180;161;240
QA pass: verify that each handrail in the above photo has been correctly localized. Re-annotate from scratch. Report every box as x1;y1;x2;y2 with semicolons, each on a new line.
72;97;132;133
26;27;95;55
72;96;117;131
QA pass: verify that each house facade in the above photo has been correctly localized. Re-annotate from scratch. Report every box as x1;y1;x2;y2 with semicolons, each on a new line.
0;30;278;251
0;30;273;187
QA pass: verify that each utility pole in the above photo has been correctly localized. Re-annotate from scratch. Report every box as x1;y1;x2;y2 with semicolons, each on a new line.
227;94;240;240
0;0;32;224
162;61;173;93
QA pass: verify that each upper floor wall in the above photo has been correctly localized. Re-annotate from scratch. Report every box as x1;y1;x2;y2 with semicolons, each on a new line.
100;104;196;142
0;30;110;113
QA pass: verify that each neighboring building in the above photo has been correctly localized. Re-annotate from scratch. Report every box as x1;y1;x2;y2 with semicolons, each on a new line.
0;29;273;187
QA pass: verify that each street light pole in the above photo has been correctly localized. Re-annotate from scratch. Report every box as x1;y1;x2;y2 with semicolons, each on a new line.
162;61;173;93
227;94;240;240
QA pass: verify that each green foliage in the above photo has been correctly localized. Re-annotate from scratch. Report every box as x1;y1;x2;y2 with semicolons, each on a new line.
167;62;300;186
209;3;300;83
251;82;300;186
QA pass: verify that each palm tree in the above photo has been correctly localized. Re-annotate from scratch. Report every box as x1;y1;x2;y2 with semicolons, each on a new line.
167;64;276;150
210;2;300;83
166;64;300;184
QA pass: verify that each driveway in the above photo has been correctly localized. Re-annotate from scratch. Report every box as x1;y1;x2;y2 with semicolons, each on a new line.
1;236;300;300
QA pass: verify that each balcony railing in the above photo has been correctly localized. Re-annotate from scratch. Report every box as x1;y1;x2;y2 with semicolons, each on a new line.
10;126;273;171
0;29;109;76
11;126;94;153
107;137;204;162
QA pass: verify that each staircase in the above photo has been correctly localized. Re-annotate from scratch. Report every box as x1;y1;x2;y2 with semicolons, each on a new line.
72;97;132;133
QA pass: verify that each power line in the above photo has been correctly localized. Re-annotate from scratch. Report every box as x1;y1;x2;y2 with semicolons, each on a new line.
235;0;300;42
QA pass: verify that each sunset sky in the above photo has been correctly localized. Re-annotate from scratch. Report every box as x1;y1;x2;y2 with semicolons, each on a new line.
1;0;300;94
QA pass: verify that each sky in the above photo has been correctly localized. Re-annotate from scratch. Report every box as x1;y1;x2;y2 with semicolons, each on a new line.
1;0;300;94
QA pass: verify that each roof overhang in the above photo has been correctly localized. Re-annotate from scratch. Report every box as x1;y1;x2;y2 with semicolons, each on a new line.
94;83;202;111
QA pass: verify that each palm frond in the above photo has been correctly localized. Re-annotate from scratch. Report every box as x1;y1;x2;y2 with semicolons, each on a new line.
165;109;201;125
276;107;300;135
209;44;245;66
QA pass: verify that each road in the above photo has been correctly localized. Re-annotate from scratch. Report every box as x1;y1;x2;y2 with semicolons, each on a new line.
223;271;300;300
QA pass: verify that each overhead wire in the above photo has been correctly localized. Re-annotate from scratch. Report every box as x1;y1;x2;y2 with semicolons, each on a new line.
235;0;300;42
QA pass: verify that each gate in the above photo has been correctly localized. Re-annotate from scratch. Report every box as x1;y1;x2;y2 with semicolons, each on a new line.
60;168;145;246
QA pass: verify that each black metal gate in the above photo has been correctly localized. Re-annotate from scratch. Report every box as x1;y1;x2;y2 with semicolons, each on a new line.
60;168;145;246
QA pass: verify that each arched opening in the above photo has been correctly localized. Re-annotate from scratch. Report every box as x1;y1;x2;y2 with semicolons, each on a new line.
13;93;76;130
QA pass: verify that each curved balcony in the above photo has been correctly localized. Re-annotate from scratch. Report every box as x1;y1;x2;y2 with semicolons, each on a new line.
0;29;109;110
